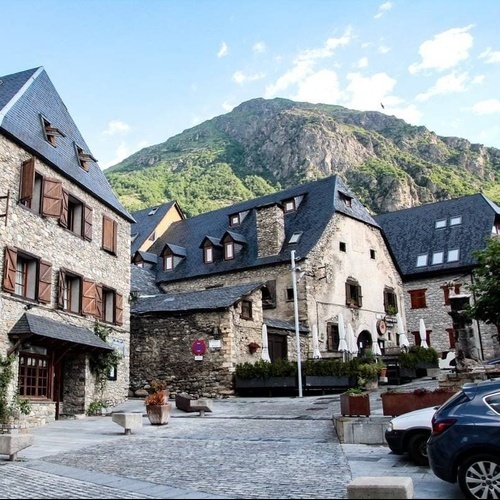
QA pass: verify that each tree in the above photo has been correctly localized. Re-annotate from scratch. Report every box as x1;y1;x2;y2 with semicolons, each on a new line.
466;237;500;340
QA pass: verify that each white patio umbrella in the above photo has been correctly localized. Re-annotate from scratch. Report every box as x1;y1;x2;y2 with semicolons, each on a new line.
419;319;429;349
261;323;271;362
396;312;410;349
338;313;348;361
346;322;358;358
312;324;321;359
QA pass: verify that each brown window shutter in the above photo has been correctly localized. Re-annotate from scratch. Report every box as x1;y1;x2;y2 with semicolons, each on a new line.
82;278;96;316
357;285;363;307
84;205;93;241
115;292;123;326
42;178;62;217
38;260;52;304
57;269;67;309
20;158;35;202
95;284;103;319
59;189;69;227
102;216;117;253
2;246;17;293
345;282;350;304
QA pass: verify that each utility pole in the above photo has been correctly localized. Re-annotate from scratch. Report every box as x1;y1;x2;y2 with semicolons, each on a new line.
290;250;303;398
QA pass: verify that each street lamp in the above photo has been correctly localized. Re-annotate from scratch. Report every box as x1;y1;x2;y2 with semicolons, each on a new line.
290;249;303;398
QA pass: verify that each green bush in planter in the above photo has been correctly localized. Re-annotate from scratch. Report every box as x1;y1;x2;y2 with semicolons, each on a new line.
302;359;355;377
235;359;298;379
408;346;439;365
269;358;297;377
398;351;419;369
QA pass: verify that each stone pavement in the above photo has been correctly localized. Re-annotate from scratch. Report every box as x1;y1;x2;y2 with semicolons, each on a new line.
0;377;465;499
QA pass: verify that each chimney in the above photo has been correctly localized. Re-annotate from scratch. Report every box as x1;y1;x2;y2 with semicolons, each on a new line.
256;203;285;257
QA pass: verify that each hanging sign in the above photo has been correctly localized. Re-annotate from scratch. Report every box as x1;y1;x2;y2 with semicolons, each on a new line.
191;339;207;355
377;319;387;336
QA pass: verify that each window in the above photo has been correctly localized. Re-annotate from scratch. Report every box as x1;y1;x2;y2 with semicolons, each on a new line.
148;231;156;241
346;279;362;307
339;192;352;207
326;323;339;352
432;251;444;265
283;199;295;213
289;232;302;244
103;287;121;324
58;269;82;314
413;329;431;347
229;214;240;226
204;246;214;264
60;191;92;240
40;115;64;147
449;216;462;226
148;207;159;216
286;287;294;301
445;328;456;349
370;249;376;259
2;246;51;303
448;249;460;262
224;241;234;260
409;289;427;309
241;300;252;320
18;347;50;399
164;254;174;271
102;216;117;254
262;280;276;309
416;254;428;267
435;219;447;229
75;143;96;171
442;283;461;305
81;278;122;324
339;242;346;252
383;287;398;315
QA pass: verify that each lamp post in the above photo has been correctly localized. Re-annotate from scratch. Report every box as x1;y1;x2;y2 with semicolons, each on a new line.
290;249;303;398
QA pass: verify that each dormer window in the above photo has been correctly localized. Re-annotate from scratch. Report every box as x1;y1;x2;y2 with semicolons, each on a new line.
283;199;295;213
148;231;156;241
224;241;234;260
289;232;302;244
221;231;246;260
148;207;159;216
40;115;65;147
161;244;186;271
229;214;240;226
164;254;174;270
74;143;97;171
339;192;352;207
204;246;214;264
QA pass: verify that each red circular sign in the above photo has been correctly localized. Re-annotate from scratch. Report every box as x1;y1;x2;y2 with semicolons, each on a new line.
191;339;206;355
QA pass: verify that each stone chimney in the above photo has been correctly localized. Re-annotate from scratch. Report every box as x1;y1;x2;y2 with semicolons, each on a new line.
256;203;285;258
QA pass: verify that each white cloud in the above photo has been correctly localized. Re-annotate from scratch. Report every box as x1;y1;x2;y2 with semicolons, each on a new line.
292;69;341;104
253;41;266;54
343;71;397;111
101;140;146;169
355;57;369;68
479;47;500;63
296;27;352;63
409;25;474;74
222;101;235;112
374;1;392;19
470;99;500;115
416;72;470;101
232;71;266;84
378;45;391;54
389;104;422;126
101;120;130;137
476;125;500;147
217;42;228;58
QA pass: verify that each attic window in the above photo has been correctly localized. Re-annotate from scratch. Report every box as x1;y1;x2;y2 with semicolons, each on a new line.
432;251;444;265
148;207;159;216
339;192;352;207
448;248;460;262
75;143;97;171
40;115;65;147
148;231;156;241
204;246;214;264
283;199;295;213
131;233;138;243
289;232;302;244
435;219;447;229
229;214;240;226
450;216;462;226
416;254;428;267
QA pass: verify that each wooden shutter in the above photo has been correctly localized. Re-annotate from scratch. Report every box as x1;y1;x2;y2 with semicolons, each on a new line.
19;158;35;202
357;285;363;307
42;178;62;217
102;216;117;253
82;278;96;316
95;284;103;319
57;269;67;309
59;189;69;227
2;246;17;293
83;205;93;241
37;260;52;304
115;292;123;326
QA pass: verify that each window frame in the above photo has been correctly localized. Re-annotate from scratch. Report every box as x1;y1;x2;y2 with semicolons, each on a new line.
241;300;253;320
345;279;362;308
204;245;214;264
18;349;51;400
229;213;240;226
435;219;447;229
224;240;235;260
326;323;340;352
416;254;428;267
339;241;346;252
408;288;427;309
383;287;398;315
447;248;460;262
283;199;295;213
431;251;444;265
449;216;462;226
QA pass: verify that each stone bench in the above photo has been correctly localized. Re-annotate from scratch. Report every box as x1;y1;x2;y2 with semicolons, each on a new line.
175;393;213;416
0;433;34;461
347;477;414;499
111;412;143;435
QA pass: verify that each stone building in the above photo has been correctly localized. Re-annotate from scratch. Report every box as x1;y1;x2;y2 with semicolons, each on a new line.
130;175;404;395
0;67;134;425
375;194;500;362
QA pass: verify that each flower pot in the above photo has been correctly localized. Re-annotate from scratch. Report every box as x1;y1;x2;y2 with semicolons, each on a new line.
381;389;457;417
146;403;172;425
340;392;371;417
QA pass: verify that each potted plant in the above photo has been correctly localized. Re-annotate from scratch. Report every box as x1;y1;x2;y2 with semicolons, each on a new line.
248;342;260;354
409;346;439;377
234;359;298;394
340;387;371;417
144;379;171;425
302;359;357;391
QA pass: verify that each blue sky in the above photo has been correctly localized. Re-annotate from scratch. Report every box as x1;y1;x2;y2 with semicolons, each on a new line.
2;0;500;169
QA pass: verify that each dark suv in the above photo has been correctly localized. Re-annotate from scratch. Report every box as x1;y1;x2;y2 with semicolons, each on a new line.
427;377;500;499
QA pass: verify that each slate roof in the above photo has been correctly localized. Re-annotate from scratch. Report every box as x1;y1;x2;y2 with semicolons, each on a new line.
130;201;182;255
264;317;309;333
131;282;263;315
136;251;158;265
9;313;113;350
146;175;379;284
374;193;500;279
131;265;162;295
0;67;133;222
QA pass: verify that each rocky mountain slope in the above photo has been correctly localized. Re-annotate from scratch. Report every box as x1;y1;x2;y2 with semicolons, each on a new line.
105;97;500;217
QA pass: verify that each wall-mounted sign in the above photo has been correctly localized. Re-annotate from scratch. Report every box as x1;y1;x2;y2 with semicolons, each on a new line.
191;339;207;355
209;339;221;349
377;319;387;336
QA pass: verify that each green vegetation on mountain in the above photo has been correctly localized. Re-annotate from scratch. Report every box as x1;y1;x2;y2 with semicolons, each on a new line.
105;98;500;217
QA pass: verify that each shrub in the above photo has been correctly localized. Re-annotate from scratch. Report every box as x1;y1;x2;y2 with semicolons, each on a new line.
302;359;355;377
409;346;439;365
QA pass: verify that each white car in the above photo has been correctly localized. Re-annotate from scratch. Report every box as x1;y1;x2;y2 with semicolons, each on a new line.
384;406;437;465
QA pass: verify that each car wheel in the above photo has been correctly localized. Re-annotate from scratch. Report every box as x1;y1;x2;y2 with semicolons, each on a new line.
407;432;430;466
458;453;500;499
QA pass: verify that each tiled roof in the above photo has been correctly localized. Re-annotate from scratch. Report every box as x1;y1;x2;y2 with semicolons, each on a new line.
131;265;162;295
0;67;133;222
131;282;263;315
130;201;180;254
146;175;378;284
374;193;500;278
136;251;158;264
264;317;309;333
9;313;113;350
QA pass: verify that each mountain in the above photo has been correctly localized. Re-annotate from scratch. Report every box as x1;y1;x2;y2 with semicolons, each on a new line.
105;97;500;217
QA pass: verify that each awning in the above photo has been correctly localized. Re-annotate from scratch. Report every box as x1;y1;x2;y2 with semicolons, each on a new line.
9;313;114;352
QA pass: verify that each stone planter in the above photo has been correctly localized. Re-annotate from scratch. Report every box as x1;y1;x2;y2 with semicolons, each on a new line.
0;428;34;461
146;403;172;425
340;392;371;417
381;389;457;417
416;361;439;378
